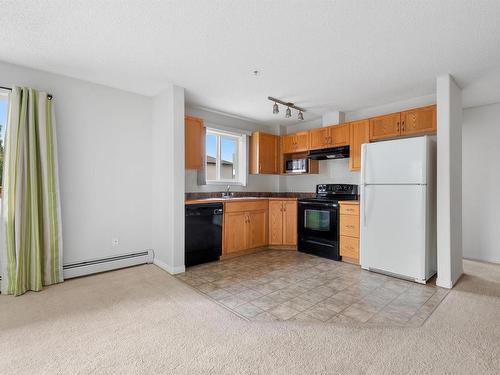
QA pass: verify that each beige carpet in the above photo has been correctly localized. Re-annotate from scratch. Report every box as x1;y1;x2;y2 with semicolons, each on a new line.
0;260;499;374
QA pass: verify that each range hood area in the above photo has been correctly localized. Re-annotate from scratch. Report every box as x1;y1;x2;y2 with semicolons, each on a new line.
308;145;350;160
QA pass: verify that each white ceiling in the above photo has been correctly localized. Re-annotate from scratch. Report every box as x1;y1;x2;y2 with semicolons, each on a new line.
1;1;500;125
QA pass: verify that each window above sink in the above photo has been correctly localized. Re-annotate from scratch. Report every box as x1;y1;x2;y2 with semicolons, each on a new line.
205;127;247;186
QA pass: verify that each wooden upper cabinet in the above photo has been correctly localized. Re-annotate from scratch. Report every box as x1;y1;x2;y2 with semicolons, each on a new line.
308;124;349;150
294;132;309;152
185;116;205;170
349;120;370;171
401;105;436;136
268;201;284;245
249;132;279;174
281;131;309;153
369;113;401;141
282;200;297;246
281;134;296;154
331;124;350;147
309;127;332;150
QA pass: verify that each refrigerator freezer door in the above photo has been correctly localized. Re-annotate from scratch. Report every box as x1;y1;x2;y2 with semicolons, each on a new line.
360;184;426;281
362;136;428;185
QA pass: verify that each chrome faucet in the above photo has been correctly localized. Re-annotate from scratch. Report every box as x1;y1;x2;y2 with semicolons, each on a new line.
222;185;234;198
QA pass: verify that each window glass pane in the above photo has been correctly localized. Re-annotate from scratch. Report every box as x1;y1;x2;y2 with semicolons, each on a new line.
0;97;7;187
304;209;330;231
220;136;237;180
206;133;217;180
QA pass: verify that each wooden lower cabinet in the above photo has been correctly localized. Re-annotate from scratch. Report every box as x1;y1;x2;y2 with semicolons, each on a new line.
248;210;268;249
268;200;297;247
339;201;360;264
282;201;297;246
268;201;284;245
339;214;359;238
223;212;248;254
223;201;268;255
340;236;359;259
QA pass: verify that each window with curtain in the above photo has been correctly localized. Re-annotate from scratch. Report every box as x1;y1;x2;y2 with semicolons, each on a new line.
205;127;247;185
0;92;7;190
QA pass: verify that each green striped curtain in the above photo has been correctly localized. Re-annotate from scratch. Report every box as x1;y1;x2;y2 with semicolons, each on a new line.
0;87;63;296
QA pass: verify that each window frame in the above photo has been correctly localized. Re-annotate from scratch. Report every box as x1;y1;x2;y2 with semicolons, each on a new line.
205;127;247;186
0;90;8;192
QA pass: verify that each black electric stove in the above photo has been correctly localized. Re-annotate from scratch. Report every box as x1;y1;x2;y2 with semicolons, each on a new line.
297;184;358;261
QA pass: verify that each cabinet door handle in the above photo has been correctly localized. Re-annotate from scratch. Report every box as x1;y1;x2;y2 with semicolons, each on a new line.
401;120;405;132
396;122;400;133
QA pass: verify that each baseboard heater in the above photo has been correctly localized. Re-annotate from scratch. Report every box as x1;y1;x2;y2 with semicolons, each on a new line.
63;250;154;279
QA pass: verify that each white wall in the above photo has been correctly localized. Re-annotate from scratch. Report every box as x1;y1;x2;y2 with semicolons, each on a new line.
462;103;500;264
0;61;153;265
152;85;185;273
185;107;279;192
436;74;463;288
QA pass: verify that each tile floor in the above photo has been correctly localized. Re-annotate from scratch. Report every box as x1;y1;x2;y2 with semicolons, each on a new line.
176;250;449;326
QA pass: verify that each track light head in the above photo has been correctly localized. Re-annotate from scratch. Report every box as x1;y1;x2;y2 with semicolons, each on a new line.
298;111;304;121
285;106;292;118
273;102;279;114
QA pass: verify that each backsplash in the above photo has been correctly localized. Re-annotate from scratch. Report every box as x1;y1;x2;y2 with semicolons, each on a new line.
185;191;315;200
279;158;360;192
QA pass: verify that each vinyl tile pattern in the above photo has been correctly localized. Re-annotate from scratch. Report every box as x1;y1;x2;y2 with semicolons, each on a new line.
176;250;448;326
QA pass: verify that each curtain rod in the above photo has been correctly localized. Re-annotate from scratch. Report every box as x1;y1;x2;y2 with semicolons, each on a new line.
0;86;53;100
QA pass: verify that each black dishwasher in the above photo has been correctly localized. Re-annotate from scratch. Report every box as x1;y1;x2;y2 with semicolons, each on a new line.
185;203;223;267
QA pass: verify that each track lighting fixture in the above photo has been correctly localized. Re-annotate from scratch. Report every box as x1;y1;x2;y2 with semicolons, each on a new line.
268;96;306;121
273;102;279;114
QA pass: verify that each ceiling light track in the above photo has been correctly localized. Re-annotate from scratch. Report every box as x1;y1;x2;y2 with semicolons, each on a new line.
268;96;306;113
268;96;305;121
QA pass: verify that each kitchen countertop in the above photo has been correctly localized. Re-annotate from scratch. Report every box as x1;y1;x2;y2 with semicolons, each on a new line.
338;200;360;205
185;197;298;205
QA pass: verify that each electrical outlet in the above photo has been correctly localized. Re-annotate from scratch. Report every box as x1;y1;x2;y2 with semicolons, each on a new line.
112;238;119;246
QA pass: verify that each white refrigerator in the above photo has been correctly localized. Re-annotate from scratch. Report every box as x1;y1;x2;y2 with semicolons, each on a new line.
360;136;436;283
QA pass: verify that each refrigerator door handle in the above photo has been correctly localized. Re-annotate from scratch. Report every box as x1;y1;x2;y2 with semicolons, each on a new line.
363;184;367;226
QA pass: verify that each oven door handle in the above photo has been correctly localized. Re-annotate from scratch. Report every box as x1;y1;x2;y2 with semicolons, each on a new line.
302;239;336;247
298;201;338;208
